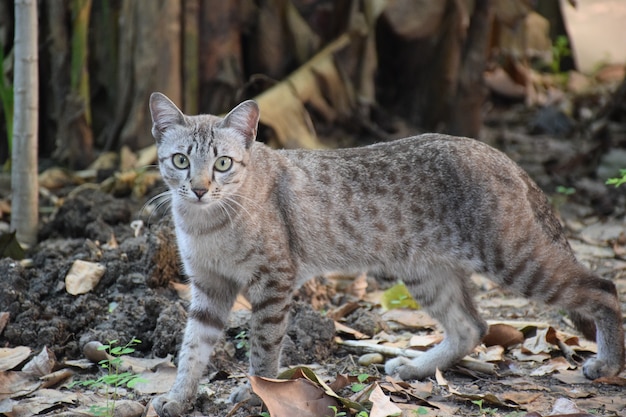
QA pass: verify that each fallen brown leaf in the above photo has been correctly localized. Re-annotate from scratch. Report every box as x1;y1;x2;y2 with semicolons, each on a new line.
483;323;524;348
0;346;31;372
334;321;370;339
22;347;56;377
530;357;575;377
0;371;41;400
249;375;340;417
368;383;402;417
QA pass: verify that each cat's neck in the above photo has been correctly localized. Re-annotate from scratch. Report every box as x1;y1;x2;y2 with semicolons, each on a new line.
171;195;243;236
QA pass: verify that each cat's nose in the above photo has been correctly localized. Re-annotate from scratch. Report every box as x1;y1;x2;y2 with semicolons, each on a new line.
192;188;208;199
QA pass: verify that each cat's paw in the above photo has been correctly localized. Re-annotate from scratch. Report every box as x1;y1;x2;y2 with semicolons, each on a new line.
228;383;262;406
582;357;620;380
385;357;424;380
152;395;187;417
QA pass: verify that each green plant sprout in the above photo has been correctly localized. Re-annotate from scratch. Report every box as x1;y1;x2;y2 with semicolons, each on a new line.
556;185;575;196
70;338;147;417
350;373;370;393
606;169;626;188
551;35;571;74
235;330;250;350
471;399;497;416
328;405;348;417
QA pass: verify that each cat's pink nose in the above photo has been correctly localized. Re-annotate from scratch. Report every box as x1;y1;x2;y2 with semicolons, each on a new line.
192;188;208;199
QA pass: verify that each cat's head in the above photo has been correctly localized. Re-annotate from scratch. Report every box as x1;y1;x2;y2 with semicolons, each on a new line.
149;92;260;209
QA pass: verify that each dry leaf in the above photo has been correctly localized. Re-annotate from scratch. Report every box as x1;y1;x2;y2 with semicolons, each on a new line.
511;348;550;363
590;375;626;386
0;312;9;335
523;327;556;355
434;368;447;387
249;375;339;417
132;366;178;395
334;321;370;340
326;301;360;321
368;383;402;417
501;390;542;405
483;323;524;348
476;345;505;363
408;334;443;349
0;371;41;400
380;309;436;330
4;388;78;417
552;369;591;385
347;273;368;300
0;347;31;372
530;357;575;376
22;347;56;377
447;386;520;409
40;369;74;388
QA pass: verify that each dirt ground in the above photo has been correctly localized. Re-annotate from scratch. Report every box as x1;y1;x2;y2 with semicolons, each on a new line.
2;98;626;417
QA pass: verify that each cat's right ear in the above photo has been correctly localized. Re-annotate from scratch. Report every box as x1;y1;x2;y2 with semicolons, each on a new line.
149;92;185;141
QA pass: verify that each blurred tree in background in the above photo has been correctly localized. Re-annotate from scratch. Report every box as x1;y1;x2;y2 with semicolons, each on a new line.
0;0;615;169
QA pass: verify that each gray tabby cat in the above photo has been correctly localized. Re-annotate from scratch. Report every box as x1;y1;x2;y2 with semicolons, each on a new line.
148;92;624;416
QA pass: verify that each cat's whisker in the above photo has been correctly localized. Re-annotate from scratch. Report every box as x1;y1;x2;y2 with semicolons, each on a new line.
217;200;236;229
227;192;264;212
140;190;172;224
220;195;254;222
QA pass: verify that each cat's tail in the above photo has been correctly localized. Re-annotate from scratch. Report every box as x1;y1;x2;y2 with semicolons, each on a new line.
568;310;596;341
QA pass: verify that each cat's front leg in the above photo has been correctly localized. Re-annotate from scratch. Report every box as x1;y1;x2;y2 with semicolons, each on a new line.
153;277;240;417
228;268;295;403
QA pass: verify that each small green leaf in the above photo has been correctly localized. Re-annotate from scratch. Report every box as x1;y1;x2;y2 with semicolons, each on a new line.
351;383;366;393
381;283;420;310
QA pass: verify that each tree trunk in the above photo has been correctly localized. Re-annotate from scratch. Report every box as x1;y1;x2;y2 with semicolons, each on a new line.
11;0;38;247
109;0;182;151
45;0;94;169
182;0;200;115
447;0;491;137
197;0;243;114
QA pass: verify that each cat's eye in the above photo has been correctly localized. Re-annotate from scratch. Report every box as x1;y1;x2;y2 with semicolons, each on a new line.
214;156;233;172
172;153;189;169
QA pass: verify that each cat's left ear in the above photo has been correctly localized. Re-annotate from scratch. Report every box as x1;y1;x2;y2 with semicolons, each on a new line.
220;100;260;148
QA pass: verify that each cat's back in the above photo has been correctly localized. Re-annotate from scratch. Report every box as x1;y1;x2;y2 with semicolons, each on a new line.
277;134;527;193
268;134;567;257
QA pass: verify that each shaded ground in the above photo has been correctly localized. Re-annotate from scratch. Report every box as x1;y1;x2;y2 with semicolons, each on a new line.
2;90;626;416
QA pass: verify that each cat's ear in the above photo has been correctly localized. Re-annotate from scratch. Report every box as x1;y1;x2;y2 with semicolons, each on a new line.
149;92;185;141
220;100;260;148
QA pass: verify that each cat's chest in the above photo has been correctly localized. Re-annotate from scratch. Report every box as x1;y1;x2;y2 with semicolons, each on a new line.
173;212;258;277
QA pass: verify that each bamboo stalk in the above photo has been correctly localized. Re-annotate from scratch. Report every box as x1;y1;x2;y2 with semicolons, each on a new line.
11;0;39;247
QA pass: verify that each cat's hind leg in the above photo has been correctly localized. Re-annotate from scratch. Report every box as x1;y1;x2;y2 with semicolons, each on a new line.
535;263;624;379
385;265;488;380
488;245;624;379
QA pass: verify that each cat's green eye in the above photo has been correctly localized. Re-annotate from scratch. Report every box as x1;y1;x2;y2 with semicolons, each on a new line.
214;156;233;172
172;153;189;169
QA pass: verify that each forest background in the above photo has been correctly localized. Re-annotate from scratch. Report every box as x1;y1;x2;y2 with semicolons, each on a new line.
2;1;626;416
